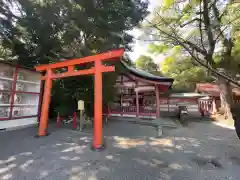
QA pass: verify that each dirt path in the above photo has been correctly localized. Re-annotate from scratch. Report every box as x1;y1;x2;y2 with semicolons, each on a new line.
0;120;239;180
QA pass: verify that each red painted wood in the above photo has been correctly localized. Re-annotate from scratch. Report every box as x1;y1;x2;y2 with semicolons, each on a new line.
136;84;139;117
155;86;160;118
73;112;77;129
0;118;9;121
93;59;103;148
38;69;53;136
40;66;114;80
36;48;124;71
120;75;123;116
68;65;74;72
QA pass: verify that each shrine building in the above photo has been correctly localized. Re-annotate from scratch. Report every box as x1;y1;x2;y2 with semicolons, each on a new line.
108;61;174;119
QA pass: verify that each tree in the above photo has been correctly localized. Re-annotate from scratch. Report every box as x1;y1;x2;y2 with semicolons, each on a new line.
0;0;148;117
161;56;213;91
140;0;240;119
135;55;160;75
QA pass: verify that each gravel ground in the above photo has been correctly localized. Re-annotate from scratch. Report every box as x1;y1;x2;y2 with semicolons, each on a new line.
0;120;239;180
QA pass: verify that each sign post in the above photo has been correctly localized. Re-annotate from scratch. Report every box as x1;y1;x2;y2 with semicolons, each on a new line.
78;100;84;131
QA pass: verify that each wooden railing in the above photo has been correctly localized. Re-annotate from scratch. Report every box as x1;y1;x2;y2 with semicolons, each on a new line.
139;106;156;114
108;104;156;117
109;104;136;114
198;99;213;115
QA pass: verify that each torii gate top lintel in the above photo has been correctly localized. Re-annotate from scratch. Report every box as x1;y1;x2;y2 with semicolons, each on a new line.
35;48;124;72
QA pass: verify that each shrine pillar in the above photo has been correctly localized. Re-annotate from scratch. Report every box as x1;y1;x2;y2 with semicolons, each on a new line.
93;59;103;149
120;75;123;116
38;69;52;136
136;90;139;117
155;85;160;118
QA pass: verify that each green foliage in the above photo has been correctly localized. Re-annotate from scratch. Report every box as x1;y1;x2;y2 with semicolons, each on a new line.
163;0;174;9
140;0;240;118
161;56;213;91
141;0;240;87
135;55;160;75
0;0;148;117
148;44;169;54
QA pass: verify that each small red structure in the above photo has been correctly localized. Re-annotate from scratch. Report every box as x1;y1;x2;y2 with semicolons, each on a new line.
196;83;240;115
35;48;124;150
108;62;174;118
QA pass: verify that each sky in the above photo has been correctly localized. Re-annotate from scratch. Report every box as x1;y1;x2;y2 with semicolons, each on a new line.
127;0;163;62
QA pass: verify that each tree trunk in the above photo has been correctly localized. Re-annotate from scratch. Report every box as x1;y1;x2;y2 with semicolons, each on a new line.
218;78;233;120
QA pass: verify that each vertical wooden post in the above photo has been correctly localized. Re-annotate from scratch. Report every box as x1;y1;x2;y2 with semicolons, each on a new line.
56;112;60;128
136;90;139;117
167;96;170;113
93;60;103;149
79;110;84;131
73;111;77;129
38;69;52;136
120;75;123;116
155;85;160;118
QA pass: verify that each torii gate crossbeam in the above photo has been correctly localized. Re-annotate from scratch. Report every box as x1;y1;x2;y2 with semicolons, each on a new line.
35;48;124;150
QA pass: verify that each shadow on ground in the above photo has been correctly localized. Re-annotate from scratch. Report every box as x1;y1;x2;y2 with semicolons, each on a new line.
0;120;239;180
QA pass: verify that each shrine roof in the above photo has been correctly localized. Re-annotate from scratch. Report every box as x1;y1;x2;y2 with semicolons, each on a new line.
121;61;174;83
196;83;240;96
0;60;38;73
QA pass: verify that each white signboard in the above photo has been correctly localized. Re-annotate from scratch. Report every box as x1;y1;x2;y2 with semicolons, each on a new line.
78;100;84;110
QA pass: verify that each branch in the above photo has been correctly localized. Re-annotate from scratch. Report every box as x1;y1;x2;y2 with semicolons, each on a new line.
202;0;215;56
180;42;240;87
180;18;200;28
143;2;240;87
151;13;207;56
215;16;240;41
146;21;208;56
212;1;225;40
219;6;228;20
132;37;163;42
198;0;207;52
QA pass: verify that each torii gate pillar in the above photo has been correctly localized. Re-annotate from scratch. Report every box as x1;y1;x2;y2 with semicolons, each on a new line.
94;59;103;149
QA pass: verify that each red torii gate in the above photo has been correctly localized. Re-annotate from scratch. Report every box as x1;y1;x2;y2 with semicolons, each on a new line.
35;48;124;150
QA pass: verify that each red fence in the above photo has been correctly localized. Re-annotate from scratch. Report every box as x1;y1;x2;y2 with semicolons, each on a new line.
109;96;240;118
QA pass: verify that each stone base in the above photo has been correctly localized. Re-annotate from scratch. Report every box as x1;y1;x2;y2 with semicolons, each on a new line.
156;126;163;137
